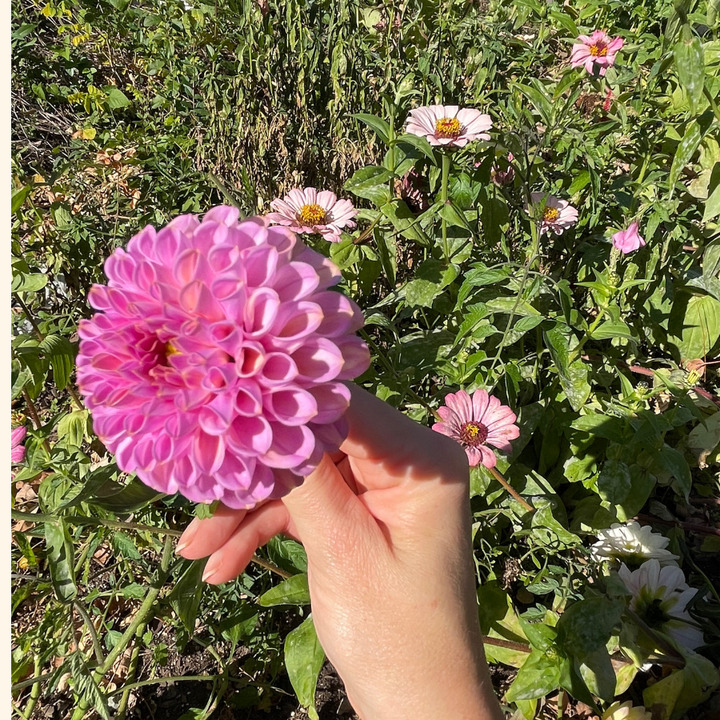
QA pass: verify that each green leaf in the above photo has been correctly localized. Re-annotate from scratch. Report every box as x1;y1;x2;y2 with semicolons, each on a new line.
88;477;166;513
104;86;131;110
438;199;473;232
395;132;436;163
284;615;325;720
531;504;581;549
11;271;48;293
68;653;111;720
111;532;142;561
374;227;396;287
514;82;553;126
556;597;624;657
643;651;719;720
668;293;720;360
505;648;565;702
590;321;636;342
169;560;206;633
39;334;76;390
571;414;627;443
597;460;632;504
45;519;77;603
403;259;457;308
477;580;531;668
669;121;703;197
380;199;430;246
57;410;88;448
329;237;361;269
352;113;391;145
655;445;692;500
344;166;393;206
673;28;705;113
12;185;32;214
258;574;310;607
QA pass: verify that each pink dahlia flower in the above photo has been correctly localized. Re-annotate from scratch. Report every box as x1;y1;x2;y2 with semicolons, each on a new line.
76;207;370;510
432;389;520;468
405;105;492;148
571;31;624;77
266;188;357;244
612;222;645;254
528;192;578;236
11;427;26;480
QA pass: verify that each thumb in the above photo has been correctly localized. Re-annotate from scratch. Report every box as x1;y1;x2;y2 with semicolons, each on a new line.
282;453;381;557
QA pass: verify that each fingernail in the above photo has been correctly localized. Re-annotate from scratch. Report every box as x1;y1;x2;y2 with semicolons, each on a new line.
176;523;199;555
202;565;219;583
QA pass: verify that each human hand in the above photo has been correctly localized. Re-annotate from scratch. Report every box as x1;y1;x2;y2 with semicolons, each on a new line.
177;385;503;720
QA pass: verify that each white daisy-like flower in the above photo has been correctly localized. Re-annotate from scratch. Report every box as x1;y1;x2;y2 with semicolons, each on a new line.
601;701;652;720
591;521;679;568
619;559;704;651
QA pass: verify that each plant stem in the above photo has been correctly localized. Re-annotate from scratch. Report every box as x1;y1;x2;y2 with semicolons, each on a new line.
567;308;606;366
20;388;52;454
440;152;450;262
74;599;106;666
488;467;534;513
20;655;42;720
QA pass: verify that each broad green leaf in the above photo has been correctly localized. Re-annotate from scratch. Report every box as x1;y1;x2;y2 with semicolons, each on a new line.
56;410;88;447
104;86;131;109
396;132;436;163
487;297;541;317
284;615;325;720
68;653;111;720
477;580;530;668
505;648;565;702
556;597;624;657
380;199;430;246
578;646;616;702
352;113;391;145
169;560;206;633
88;477;166;513
590;321;636;342
39;334;76;390
668;293;720;360
654;445;692;500
616;466;657;521
329;237;361;269
438;199;473;232
514;82;553;126
258;574;310;607
597;460;632;504
403;259;457;308
343;166;393;206
12;185;32;214
686;411;720;468
673;28;705;113
669;121;703;196
111;532;142;561
12;271;47;293
531;504;580;549
45;519;77;603
571;414;627;443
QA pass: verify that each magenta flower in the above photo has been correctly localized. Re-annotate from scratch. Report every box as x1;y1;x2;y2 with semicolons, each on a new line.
612;222;645;254
11;427;26;481
528;192;578;235
432;389;520;468
571;31;624;77
266;188;357;244
76;207;370;510
405;105;492;148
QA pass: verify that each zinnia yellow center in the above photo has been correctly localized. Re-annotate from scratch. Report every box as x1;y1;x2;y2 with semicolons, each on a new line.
543;207;560;223
460;421;488;446
298;204;327;225
589;44;608;57
435;117;462;139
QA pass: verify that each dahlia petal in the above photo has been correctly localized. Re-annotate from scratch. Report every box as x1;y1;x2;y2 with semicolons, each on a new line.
204;205;240;226
236;342;266;378
259;353;298;386
271;262;320;302
264;386;318;426
313;291;365;337
244;288;281;337
192;431;226;473
243;244;279;289
291;338;345;383
179;281;225;321
334;336;371;380
261;423;316;469
234;380;263;416
269;301;324;346
307;382;351;424
227;415;273;456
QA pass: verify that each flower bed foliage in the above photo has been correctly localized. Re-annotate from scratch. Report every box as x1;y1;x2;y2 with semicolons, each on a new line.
10;0;720;718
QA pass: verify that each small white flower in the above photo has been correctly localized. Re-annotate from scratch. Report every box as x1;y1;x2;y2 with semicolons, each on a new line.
601;701;652;720
591;521;679;568
619;559;704;651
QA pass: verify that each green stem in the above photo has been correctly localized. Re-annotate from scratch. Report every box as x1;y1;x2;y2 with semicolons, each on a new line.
440;152;450;262
70;538;174;720
567;308;607;366
74;600;105;666
20;655;42;720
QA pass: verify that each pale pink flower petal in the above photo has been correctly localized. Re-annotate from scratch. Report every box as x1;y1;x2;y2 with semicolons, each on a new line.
432;388;519;468
527;192;578;235
267;187;357;244
405;105;493;148
76;208;369;510
612;222;645;254
571;30;624;76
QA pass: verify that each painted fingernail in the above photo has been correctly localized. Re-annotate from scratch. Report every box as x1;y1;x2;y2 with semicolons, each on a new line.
202;565;219;583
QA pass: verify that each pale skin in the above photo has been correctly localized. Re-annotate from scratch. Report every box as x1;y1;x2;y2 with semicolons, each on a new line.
177;385;504;720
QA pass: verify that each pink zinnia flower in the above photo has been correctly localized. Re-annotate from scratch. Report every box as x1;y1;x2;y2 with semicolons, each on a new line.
266;188;357;244
612;222;645;254
571;31;624;77
11;427;26;481
432;389;520;468
76;207;370;510
405;105;492;148
528;192;578;235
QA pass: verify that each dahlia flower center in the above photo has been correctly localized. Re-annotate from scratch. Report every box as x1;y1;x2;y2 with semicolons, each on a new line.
589;43;608;57
435;117;462;139
298;204;327;225
460;421;488;446
641;598;670;630
543;207;560;223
